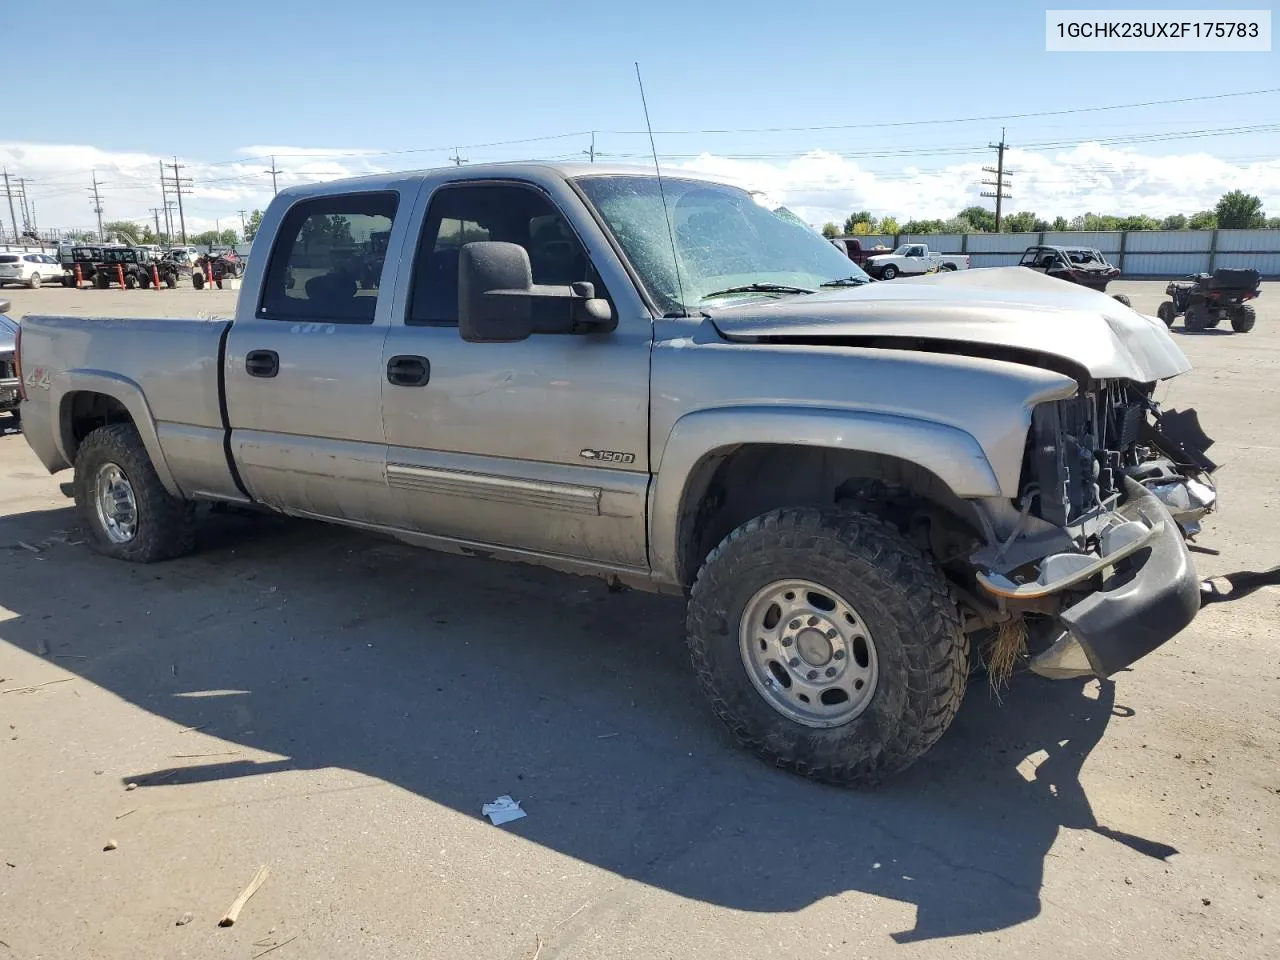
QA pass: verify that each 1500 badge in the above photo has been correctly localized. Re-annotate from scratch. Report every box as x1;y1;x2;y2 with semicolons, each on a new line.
580;448;636;464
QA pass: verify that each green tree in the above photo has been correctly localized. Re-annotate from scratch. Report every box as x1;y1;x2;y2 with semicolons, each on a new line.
67;229;97;241
1001;211;1041;233
1160;214;1188;230
244;209;264;242
219;228;239;246
1117;215;1160;231
843;210;875;234
1214;190;1265;229
878;215;900;236
957;205;996;232
942;215;976;233
1187;210;1217;230
190;230;220;247
821;222;840;239
139;226;158;245
1268;216;1280;229
1051;216;1069;231
102;220;140;245
900;219;945;234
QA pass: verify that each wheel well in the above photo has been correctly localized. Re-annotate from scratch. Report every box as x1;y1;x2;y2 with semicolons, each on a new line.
61;392;134;462
675;444;987;588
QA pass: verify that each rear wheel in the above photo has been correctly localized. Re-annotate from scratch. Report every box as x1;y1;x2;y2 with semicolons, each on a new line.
165;274;176;289
686;506;968;784
1157;301;1176;327
73;424;196;563
96;273;110;289
1111;293;1131;307
137;272;150;289
28;273;41;289
192;271;205;290
124;272;137;290
1231;304;1256;333
61;275;74;288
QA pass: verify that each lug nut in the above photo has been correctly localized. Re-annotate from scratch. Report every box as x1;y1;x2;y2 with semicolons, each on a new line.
789;619;801;630
826;629;837;640
833;649;846;660
788;657;800;668
807;670;818;680
807;616;818;626
825;667;836;677
781;636;793;647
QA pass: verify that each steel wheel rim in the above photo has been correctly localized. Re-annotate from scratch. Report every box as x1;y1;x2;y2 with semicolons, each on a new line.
94;462;138;544
738;578;879;728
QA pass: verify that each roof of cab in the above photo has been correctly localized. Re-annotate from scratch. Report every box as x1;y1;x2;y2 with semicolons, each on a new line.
272;161;732;199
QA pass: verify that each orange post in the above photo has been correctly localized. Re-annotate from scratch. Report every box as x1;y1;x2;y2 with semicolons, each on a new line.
152;264;161;291
74;264;83;289
116;264;125;289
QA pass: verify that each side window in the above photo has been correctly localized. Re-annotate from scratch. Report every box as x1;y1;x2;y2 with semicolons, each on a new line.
259;191;398;324
407;183;595;326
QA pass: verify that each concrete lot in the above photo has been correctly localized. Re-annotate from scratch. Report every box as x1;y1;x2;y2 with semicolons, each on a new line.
1;280;1277;959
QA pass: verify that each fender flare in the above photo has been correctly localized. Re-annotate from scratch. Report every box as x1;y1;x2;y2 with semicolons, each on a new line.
52;369;182;497
647;405;1001;584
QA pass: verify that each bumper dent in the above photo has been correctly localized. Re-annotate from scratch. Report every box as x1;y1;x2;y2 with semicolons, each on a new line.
1057;478;1200;677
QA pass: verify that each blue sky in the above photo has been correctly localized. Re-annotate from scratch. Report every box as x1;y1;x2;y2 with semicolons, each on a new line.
4;0;1278;233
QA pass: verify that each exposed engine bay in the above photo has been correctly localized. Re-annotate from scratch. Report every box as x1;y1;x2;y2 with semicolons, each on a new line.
971;379;1217;680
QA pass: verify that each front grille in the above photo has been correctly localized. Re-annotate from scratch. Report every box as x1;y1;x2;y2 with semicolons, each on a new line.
0;351;13;379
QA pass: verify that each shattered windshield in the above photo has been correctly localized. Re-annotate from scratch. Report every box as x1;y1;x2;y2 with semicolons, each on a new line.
575;175;868;314
1066;248;1107;266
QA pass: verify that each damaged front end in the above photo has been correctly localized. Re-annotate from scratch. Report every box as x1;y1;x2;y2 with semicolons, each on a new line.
971;381;1217;680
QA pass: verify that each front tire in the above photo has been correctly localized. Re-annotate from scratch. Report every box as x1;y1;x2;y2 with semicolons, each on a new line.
686;506;968;785
29;273;41;289
73;424;196;563
1111;293;1131;307
1231;304;1256;333
1184;302;1207;332
1157;301;1176;326
192;271;205;290
881;264;898;280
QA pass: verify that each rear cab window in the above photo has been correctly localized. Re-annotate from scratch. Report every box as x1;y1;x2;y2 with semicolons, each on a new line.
259;192;399;325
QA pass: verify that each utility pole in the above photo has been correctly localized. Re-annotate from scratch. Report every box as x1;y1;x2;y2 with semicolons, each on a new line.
265;156;281;195
449;147;466;166
150;207;163;239
583;131;596;163
165;158;192;244
981;128;1013;232
16;179;30;231
159;160;171;242
165;201;178;242
237;209;247;236
2;169;17;243
89;171;105;241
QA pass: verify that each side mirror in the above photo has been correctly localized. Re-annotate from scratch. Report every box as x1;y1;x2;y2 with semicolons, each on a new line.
458;241;615;344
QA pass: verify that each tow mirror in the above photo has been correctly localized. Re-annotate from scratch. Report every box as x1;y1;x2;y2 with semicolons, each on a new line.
458;241;614;343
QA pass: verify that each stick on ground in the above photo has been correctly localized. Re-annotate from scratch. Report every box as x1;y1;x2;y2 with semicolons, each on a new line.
219;865;269;927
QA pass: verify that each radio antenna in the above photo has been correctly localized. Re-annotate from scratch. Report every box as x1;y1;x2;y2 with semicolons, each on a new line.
635;62;687;316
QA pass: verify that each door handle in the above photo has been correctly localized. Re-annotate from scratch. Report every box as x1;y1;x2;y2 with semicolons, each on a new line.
245;349;279;378
387;355;430;387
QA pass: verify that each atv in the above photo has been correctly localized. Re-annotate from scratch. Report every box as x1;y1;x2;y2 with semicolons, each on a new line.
1158;268;1261;333
1018;245;1131;306
60;245;104;286
192;249;245;290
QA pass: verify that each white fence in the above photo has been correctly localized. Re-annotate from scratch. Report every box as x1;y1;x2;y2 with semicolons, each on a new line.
875;228;1280;276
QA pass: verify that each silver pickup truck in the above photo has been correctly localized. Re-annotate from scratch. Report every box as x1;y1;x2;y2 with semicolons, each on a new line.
12;163;1217;784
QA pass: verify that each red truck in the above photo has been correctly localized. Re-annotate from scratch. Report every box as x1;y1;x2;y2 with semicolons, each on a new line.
828;236;892;267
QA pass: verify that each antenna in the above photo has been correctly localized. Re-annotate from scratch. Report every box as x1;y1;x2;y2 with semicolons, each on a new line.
634;62;687;316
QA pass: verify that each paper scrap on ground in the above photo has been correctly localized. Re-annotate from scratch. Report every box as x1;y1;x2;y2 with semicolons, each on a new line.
482;795;527;825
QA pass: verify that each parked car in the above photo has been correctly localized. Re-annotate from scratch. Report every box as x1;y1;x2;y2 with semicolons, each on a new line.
1018;245;1130;306
0;299;19;426
15;162;1216;785
829;236;893;268
1158;268;1261;333
864;243;970;279
0;252;62;288
60;245;104;285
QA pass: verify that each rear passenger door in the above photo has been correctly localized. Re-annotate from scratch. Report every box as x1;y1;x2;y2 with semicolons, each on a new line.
378;178;652;569
224;188;412;526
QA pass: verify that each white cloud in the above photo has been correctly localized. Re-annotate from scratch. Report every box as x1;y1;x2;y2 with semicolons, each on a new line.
3;138;1279;239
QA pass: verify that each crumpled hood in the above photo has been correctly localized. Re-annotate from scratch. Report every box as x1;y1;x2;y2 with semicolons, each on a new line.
708;266;1191;382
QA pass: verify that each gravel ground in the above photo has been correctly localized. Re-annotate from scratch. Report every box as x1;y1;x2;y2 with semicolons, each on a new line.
0;280;1277;960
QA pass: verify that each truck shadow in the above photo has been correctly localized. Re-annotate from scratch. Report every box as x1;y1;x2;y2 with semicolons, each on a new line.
0;504;1177;943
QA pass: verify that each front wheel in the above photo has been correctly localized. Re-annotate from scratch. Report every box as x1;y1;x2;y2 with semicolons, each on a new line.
686;507;968;785
1184;302;1207;332
1111;293;1131;307
73;424;196;562
1157;301;1176;327
28;273;41;289
1231;304;1256;333
192;271;205;290
881;264;898;280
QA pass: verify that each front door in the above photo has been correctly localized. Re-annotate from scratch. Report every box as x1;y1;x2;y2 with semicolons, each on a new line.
224;188;412;527
379;178;651;569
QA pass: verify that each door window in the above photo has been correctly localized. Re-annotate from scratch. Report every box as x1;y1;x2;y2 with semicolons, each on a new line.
406;183;597;326
259;192;399;324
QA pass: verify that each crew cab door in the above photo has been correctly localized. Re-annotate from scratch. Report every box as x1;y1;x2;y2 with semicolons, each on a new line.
378;177;651;569
223;187;413;526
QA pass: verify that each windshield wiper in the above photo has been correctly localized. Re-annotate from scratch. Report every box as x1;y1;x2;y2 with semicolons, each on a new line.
700;282;815;300
820;276;871;287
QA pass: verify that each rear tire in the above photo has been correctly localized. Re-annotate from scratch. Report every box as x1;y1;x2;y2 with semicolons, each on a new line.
1231;304;1256;333
165;275;176;289
1157;301;1176;327
124;273;137;290
28;273;41;289
1111;293;1131;307
192;271;205;290
61;275;74;288
73;424;196;563
686;506;968;785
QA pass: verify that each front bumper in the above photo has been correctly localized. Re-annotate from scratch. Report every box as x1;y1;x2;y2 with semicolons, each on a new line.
979;478;1200;678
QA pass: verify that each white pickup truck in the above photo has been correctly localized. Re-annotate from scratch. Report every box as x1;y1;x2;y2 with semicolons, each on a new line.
865;244;971;280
